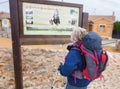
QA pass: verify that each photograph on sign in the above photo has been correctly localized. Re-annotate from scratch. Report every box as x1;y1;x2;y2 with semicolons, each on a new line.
23;3;79;35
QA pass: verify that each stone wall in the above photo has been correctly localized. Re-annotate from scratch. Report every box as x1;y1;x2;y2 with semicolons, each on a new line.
0;47;67;89
0;47;14;89
21;47;67;89
0;47;120;89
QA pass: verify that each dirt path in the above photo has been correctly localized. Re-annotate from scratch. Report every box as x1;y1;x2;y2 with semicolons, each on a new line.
0;38;66;50
0;38;12;47
0;38;120;52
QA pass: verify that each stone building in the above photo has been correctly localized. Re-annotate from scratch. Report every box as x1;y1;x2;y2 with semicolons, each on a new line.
87;12;115;38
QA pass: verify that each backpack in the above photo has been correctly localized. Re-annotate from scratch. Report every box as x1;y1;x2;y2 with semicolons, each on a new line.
73;32;108;82
79;43;108;80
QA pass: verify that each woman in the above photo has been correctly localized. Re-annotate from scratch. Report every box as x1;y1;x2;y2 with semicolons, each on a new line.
58;27;91;89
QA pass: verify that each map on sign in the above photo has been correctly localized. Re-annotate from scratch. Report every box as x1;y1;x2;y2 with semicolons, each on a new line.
23;2;79;35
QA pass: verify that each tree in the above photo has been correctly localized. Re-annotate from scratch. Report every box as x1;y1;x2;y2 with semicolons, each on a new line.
113;21;120;31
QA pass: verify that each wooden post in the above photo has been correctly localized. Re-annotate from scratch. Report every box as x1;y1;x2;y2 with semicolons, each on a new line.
9;0;23;89
82;12;88;29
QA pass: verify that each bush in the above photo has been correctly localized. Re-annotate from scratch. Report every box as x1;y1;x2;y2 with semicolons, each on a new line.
113;21;120;31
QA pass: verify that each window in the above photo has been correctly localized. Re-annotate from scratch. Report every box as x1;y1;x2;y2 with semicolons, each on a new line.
99;25;105;31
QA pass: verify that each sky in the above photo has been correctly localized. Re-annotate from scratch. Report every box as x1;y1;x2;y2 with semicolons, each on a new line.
0;0;120;21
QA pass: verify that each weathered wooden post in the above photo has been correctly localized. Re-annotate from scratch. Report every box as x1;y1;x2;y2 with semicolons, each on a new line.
82;12;88;29
9;0;23;89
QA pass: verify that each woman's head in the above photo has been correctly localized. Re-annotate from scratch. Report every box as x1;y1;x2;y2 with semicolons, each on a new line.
70;27;87;43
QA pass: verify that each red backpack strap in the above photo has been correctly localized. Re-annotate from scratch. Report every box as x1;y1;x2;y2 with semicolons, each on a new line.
79;44;95;59
73;71;77;84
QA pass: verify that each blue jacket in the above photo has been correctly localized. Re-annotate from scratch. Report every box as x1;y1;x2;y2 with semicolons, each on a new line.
59;44;91;87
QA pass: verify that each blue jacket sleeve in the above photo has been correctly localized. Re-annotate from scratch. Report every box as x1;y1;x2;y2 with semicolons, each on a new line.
59;49;83;76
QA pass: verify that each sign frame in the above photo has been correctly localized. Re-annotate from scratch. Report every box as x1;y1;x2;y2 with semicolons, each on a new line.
18;0;83;44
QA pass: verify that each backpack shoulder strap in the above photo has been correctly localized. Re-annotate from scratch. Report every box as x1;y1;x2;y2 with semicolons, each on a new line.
79;43;96;59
